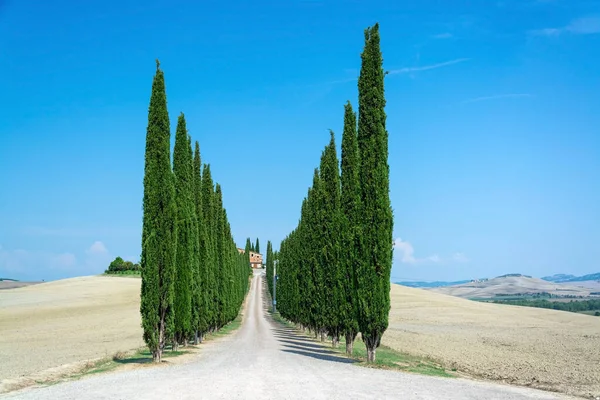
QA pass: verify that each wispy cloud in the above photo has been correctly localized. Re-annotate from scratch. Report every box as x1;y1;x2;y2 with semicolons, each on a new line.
461;93;533;104
432;32;453;39
394;238;439;264
393;238;468;265
0;244;77;276
388;58;470;75
453;252;469;263
0;241;111;279
531;16;600;36
87;241;108;255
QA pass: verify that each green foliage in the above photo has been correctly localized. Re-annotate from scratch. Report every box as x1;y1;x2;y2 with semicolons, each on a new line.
255;238;260;254
105;256;141;273
355;23;393;360
140;60;177;361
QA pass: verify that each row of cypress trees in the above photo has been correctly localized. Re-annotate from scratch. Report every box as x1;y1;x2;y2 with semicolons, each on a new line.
140;60;252;363
275;23;393;363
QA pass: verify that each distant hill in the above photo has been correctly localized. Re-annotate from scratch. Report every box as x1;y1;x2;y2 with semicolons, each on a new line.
542;273;600;283
429;275;593;299
396;280;471;288
0;281;42;290
542;274;576;282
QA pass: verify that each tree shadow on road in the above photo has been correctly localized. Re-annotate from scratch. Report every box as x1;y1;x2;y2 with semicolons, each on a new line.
272;327;356;365
276;338;332;351
282;342;344;357
281;348;356;364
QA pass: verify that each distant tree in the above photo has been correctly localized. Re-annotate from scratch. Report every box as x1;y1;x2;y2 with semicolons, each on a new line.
356;23;393;363
140;60;177;363
255;238;260;255
595;311;600;317
106;257;140;274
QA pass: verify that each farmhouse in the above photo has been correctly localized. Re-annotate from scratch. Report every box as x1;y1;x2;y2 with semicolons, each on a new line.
237;248;263;269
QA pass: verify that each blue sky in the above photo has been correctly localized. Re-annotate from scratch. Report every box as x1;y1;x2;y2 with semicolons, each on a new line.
1;0;599;282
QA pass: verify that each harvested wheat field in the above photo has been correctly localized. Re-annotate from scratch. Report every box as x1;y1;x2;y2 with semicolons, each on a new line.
384;284;600;399
0;276;143;390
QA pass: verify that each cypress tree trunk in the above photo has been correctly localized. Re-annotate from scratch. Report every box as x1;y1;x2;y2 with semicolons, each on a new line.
345;333;356;355
332;334;339;348
356;23;393;363
140;59;177;364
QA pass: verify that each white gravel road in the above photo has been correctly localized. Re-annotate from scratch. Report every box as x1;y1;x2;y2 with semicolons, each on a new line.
4;270;575;400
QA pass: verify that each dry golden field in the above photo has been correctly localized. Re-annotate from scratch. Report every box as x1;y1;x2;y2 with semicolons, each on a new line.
0;276;144;391
384;284;600;399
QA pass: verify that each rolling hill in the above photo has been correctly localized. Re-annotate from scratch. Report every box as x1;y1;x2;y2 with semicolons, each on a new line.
542;272;600;283
429;274;594;299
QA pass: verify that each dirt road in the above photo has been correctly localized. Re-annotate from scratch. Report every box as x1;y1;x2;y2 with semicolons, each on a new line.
4;271;573;400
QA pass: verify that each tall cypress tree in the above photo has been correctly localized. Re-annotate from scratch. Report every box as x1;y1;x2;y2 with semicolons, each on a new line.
201;164;217;331
172;113;195;349
140;60;177;363
255;238;260;255
245;238;252;264
214;184;226;327
340;101;360;355
319;131;343;347
191;140;204;344
308;168;327;340
266;240;273;296
356;23;393;363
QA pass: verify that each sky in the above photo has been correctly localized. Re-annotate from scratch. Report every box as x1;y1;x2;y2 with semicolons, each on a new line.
0;0;599;282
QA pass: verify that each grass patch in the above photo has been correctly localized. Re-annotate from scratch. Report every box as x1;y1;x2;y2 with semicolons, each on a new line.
206;314;243;338
342;340;452;377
